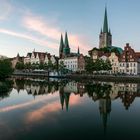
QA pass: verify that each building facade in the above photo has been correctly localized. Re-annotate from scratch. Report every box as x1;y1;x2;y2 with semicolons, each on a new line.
99;8;112;48
11;53;24;68
24;51;57;65
59;32;85;72
59;54;85;72
119;43;140;75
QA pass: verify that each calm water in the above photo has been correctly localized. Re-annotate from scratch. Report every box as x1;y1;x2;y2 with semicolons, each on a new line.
0;78;140;140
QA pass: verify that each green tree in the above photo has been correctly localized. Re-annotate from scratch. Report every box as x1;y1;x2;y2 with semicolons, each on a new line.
15;62;24;70
85;57;94;73
58;61;65;74
39;62;44;69
0;59;13;79
48;60;53;71
24;62;31;69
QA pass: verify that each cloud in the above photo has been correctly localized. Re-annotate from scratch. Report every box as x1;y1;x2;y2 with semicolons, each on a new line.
23;14;90;54
25;94;81;123
23;15;60;40
0;28;58;50
0;94;58;113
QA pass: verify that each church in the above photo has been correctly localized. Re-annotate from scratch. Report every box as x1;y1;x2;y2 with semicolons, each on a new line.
59;32;85;72
88;7;140;75
89;7;123;59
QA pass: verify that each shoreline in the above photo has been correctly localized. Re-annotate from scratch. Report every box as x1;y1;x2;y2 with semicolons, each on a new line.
12;72;140;82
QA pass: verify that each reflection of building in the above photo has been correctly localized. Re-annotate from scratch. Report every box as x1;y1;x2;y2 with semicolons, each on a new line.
99;97;111;133
109;82;140;109
59;91;71;111
13;79;58;97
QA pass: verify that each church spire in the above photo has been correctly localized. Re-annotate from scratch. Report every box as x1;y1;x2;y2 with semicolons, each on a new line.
65;32;69;48
103;7;108;33
59;34;64;52
100;28;103;34
59;34;64;58
77;46;80;55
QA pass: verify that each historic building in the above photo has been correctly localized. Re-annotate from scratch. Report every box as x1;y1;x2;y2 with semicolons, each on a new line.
24;51;58;65
88;7;126;74
99;8;112;48
108;52;120;74
59;54;85;72
11;53;24;68
119;43;140;75
59;32;70;58
59;32;85;72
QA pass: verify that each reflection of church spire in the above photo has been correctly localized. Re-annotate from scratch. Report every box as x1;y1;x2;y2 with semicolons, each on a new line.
59;92;64;110
64;93;70;111
59;86;71;111
99;97;111;134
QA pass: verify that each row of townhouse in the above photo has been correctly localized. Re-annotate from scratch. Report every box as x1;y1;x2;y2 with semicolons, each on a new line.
24;51;58;65
89;43;140;75
11;51;58;68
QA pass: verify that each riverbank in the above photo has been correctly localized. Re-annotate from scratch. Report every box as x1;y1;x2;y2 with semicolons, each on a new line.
66;74;140;82
12;71;140;82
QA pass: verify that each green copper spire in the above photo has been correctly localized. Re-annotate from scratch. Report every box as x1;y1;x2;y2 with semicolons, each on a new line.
65;32;69;48
109;28;111;34
63;31;70;56
103;7;108;33
59;34;64;52
100;28;103;34
77;46;80;55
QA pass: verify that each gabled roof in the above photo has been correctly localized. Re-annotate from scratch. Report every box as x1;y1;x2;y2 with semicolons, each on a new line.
65;32;69;48
27;53;32;58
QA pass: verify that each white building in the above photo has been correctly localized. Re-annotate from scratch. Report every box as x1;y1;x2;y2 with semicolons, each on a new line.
59;54;85;72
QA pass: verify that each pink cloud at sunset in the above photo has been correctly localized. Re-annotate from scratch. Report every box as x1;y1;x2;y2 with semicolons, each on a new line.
23;15;60;40
0;94;58;113
23;14;90;55
25;94;81;123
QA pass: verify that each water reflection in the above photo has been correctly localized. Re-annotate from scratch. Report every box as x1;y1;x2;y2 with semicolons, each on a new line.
0;78;140;139
0;80;13;99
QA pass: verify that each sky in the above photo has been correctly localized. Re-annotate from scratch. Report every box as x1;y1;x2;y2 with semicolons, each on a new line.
0;0;140;57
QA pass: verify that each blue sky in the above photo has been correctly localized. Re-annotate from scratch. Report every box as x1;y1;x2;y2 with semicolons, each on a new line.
0;0;140;57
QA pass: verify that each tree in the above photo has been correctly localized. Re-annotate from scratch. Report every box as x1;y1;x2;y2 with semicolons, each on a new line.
58;61;65;74
48;60;53;71
24;62;31;70
0;59;13;79
85;57;94;73
39;62;44;69
15;62;24;70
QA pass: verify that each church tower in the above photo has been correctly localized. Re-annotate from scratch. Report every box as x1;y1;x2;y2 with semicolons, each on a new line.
63;32;70;57
99;8;112;48
59;34;64;58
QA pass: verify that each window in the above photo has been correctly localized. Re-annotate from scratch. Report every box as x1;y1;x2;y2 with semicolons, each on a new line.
134;63;135;67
